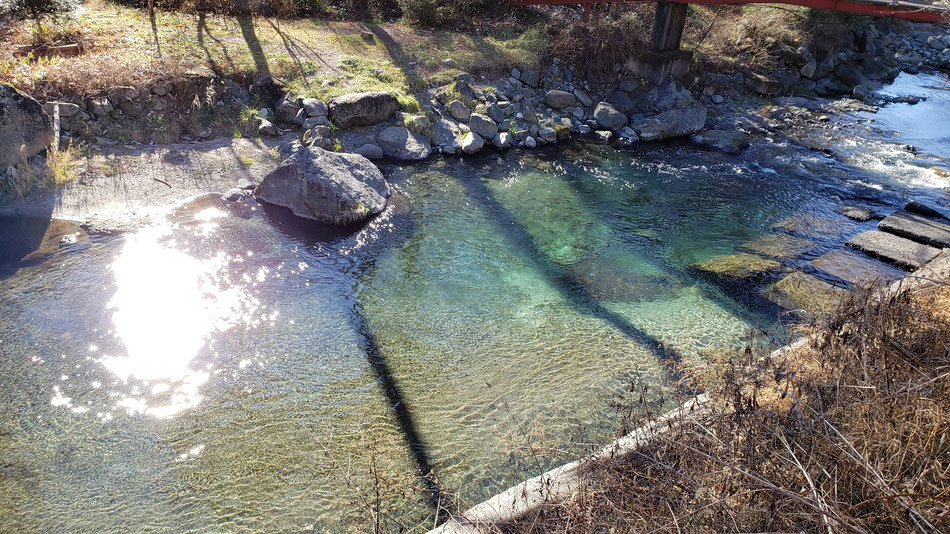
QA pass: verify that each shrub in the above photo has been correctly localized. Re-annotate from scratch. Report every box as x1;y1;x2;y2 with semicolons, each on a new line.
399;0;500;27
1;0;75;24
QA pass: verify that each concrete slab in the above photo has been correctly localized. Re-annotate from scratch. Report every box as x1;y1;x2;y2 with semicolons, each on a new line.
809;249;905;286
878;210;950;248
847;230;941;270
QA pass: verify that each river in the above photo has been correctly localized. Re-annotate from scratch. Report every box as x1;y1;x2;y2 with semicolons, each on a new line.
0;72;947;532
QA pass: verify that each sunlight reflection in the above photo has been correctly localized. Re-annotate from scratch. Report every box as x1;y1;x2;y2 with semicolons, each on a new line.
97;211;266;418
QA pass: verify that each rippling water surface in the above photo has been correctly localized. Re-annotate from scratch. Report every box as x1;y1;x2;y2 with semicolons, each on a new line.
1;74;947;532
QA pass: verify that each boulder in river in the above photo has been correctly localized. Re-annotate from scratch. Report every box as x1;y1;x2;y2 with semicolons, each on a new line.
377;126;432;161
630;104;707;142
446;100;471;122
689;129;749;155
255;144;390;225
692;252;783;281
593;102;627;131
468;113;498;140
0;83;53;167
461;132;484;154
327;92;398;128
544;90;577;110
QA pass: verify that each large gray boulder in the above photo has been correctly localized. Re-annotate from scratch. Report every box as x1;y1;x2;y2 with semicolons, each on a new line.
255;144;390;225
594;102;627;131
630;104;707;142
432;118;461;154
520;69;539;88
468;113;498;139
606;91;635;115
0;83;53;166
544;90;577;109
377;126;432;161
327;91;398;128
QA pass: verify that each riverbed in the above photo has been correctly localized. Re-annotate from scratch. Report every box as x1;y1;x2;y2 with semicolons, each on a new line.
0;72;947;532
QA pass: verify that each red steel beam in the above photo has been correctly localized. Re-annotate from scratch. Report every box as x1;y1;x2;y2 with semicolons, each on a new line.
512;0;948;22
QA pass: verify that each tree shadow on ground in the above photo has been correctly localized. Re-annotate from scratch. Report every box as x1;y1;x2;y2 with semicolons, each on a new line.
236;13;271;79
196;12;239;77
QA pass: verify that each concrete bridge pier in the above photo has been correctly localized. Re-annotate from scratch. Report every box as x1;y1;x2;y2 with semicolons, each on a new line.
625;1;694;85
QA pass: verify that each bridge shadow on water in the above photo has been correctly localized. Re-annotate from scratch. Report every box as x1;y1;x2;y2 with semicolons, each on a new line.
453;163;691;392
352;306;454;520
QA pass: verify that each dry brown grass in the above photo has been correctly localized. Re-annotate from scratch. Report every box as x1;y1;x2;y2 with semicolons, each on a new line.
543;4;856;80
1;140;79;197
502;280;950;533
0;0;545;103
683;5;858;73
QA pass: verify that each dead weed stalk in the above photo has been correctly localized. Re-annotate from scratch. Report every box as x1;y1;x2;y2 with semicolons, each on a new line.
502;281;950;533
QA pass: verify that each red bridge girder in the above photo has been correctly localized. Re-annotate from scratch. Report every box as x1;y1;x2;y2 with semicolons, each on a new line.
512;0;949;23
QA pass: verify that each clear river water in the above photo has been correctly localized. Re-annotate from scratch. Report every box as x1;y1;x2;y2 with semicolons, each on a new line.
0;72;948;532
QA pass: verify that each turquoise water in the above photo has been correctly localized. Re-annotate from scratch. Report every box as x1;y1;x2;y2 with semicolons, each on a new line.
2;76;949;532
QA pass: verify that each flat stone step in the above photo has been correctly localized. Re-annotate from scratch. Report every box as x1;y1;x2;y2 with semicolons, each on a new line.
809;249;904;286
846;230;941;270
905;200;950;220
762;271;843;317
878;210;950;248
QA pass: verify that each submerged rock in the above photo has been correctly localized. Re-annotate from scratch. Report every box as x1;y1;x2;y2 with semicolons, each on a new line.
0;83;53;166
836;205;876;222
255;144;390;225
738;233;814;259
692;252;783;281
763;271;843;318
689;130;750;155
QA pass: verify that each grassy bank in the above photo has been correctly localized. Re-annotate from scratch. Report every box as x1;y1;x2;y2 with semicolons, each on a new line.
0;0;545;102
504;274;950;532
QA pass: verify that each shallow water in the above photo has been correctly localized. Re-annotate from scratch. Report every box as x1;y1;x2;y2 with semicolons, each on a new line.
1;74;948;532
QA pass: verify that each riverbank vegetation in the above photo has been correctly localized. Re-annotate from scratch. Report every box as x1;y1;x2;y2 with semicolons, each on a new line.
1;0;872;102
504;277;950;532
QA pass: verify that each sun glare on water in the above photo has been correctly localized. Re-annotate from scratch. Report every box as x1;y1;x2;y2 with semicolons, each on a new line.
92;206;270;418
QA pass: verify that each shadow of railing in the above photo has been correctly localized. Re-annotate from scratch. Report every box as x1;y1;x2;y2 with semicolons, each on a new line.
352;305;453;520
